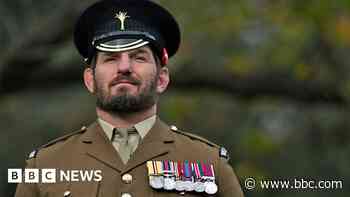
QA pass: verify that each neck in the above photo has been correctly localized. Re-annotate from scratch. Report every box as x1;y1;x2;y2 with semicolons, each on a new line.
96;105;157;128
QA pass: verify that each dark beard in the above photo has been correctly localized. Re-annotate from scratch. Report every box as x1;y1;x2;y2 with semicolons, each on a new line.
95;77;158;114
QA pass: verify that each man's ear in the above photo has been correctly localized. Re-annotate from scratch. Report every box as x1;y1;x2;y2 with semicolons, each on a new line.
157;67;170;94
84;67;95;94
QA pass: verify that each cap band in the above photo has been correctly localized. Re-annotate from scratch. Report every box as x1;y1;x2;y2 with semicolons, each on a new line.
92;31;157;46
92;30;159;54
96;39;150;52
100;39;145;48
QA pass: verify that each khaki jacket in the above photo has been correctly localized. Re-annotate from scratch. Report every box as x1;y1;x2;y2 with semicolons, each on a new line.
15;119;244;197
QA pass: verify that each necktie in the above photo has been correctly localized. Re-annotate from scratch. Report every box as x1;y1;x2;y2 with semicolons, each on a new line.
112;127;141;164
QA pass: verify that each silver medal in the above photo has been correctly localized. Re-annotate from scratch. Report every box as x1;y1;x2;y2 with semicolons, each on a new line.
204;181;218;195
175;180;185;191
164;177;176;190
149;176;163;189
184;180;194;191
194;181;205;192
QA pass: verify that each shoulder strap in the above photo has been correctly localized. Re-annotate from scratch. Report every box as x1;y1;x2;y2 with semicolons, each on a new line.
170;125;220;148
41;126;87;148
170;125;230;161
27;126;87;159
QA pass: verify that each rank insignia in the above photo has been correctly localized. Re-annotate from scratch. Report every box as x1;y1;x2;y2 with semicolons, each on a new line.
146;160;218;194
219;147;230;161
27;149;38;159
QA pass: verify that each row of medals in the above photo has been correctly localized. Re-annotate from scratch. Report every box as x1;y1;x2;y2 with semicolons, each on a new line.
146;160;218;195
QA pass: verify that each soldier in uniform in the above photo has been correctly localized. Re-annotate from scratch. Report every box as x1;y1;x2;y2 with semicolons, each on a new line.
15;0;244;196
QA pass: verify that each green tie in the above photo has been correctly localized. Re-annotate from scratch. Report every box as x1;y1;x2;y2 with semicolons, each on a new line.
112;127;140;164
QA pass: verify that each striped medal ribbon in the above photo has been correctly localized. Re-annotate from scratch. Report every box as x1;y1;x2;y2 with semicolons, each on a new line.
146;161;164;189
163;160;176;190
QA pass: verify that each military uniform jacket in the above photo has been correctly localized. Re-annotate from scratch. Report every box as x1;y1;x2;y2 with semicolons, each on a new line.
15;118;244;197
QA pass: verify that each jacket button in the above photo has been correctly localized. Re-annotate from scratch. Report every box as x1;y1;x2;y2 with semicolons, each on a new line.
63;190;71;197
170;125;178;131
121;193;132;197
121;173;133;184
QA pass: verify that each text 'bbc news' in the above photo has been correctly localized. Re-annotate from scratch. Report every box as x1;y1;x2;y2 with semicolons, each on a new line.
8;169;102;183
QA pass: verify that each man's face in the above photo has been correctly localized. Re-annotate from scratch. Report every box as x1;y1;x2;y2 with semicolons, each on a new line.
84;46;169;113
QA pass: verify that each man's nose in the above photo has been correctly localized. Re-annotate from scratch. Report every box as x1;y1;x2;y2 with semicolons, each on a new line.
117;54;132;74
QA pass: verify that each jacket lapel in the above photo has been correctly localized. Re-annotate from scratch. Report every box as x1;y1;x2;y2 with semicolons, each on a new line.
123;118;175;173
80;122;124;172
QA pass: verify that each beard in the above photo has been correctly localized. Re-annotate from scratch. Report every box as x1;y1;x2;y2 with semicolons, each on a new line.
94;74;159;114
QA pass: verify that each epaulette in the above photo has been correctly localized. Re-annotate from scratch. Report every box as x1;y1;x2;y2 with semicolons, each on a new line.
27;126;87;160
170;125;220;148
170;125;230;161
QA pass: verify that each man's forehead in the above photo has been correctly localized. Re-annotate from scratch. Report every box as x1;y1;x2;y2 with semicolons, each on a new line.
98;46;153;56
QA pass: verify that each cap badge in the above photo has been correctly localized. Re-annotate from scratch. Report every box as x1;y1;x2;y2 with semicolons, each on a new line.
115;11;130;31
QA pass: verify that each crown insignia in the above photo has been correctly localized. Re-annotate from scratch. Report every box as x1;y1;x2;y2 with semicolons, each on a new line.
115;11;130;31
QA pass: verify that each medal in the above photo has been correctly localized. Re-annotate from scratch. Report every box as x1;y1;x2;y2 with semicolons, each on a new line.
175;161;185;191
203;163;218;195
205;181;218;195
147;161;164;189
156;161;165;188
163;160;176;190
194;181;206;192
183;161;194;191
147;161;158;189
193;162;205;192
164;177;176;190
146;160;217;194
168;161;177;190
150;176;163;189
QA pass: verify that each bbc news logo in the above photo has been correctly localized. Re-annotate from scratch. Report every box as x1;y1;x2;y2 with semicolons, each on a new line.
8;169;102;183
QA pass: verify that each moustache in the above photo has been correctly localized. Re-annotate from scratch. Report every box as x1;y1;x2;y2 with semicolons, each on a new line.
110;75;141;87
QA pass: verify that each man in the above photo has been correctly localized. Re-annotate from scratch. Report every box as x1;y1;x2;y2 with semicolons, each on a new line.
15;0;244;196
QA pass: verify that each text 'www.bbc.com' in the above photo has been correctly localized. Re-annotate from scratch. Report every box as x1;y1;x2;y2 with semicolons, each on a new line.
244;177;343;191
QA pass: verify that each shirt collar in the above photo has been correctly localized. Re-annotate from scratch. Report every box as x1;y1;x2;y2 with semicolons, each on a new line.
98;115;156;140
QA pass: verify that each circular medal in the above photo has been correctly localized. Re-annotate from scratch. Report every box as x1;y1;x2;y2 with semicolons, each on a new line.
175;180;185;191
149;176;163;189
194;181;205;192
149;176;158;189
204;182;218;195
193;181;200;192
163;177;176;190
184;180;194;191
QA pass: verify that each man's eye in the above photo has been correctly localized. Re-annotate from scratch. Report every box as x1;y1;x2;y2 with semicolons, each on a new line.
135;55;147;62
132;54;147;62
104;58;115;62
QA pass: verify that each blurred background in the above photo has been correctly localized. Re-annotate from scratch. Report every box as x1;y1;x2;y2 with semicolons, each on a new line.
1;0;349;196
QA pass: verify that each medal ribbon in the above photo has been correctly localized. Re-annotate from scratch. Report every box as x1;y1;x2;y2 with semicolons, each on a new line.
184;160;191;178
194;162;201;179
156;161;163;175
147;161;155;175
177;161;183;179
202;162;208;177
207;163;213;177
210;164;215;178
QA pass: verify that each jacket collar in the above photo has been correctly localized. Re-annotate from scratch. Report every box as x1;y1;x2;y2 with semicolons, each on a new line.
80;118;175;173
97;115;157;140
